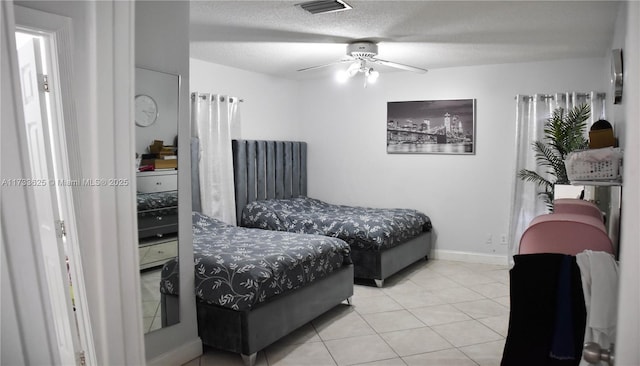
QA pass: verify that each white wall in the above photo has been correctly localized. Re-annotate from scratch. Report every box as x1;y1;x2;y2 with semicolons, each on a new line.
190;58;301;140
297;58;607;258
614;1;640;363
606;1;627;145
192;57;607;258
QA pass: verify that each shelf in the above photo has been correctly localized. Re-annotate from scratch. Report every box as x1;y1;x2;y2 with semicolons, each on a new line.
137;169;177;176
571;180;622;186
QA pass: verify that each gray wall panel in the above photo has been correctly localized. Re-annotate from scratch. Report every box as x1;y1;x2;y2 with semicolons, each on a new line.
266;141;276;199
233;139;307;223
292;143;300;197
284;142;293;198
247;140;257;204
233;140;248;223
301;143;307;196
275;142;285;199
191;137;202;213
256;141;266;200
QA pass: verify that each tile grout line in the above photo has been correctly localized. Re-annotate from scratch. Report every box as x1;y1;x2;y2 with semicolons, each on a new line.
310;321;340;366
190;260;510;366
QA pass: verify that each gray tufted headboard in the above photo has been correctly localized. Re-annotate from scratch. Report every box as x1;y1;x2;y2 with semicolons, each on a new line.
191;137;202;213
232;140;307;224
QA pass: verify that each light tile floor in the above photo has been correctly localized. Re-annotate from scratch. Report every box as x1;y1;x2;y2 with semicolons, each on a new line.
181;259;510;366
140;268;163;333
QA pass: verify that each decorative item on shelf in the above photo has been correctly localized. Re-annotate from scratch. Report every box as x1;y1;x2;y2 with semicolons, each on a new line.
139;153;156;169
611;49;623;104
565;147;623;182
148;139;178;169
517;104;590;210
154;160;177;169
589;119;616;149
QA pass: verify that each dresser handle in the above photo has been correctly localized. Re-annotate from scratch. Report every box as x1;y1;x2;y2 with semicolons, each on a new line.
156;216;163;221
156;182;161;185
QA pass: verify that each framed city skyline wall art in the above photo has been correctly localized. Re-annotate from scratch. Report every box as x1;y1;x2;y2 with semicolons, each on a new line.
387;99;476;155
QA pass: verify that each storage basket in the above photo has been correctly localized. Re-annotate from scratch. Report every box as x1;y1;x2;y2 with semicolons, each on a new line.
565;147;622;181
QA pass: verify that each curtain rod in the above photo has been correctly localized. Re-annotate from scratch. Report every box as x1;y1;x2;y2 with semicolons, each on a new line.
515;92;606;101
191;92;244;102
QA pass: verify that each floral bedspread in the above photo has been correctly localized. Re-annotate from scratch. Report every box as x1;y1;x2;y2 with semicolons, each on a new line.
137;191;178;211
241;197;432;251
160;212;351;311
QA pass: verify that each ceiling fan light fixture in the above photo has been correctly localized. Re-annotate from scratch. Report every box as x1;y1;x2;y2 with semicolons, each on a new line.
366;69;379;83
336;61;380;87
335;69;350;83
297;0;352;15
346;62;360;77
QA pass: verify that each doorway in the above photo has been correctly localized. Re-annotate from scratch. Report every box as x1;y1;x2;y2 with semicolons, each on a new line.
14;22;96;366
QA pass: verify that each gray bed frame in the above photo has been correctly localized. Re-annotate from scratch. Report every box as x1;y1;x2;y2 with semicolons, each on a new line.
161;137;353;366
161;267;353;366
232;139;432;287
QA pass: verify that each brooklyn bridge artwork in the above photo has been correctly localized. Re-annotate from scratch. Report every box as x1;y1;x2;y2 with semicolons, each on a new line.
387;99;476;154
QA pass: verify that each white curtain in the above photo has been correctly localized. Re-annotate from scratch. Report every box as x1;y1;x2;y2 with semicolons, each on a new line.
508;92;606;265
191;93;238;225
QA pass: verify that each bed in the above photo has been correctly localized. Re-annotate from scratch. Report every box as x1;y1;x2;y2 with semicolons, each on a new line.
160;138;354;366
137;188;178;239
233;139;433;287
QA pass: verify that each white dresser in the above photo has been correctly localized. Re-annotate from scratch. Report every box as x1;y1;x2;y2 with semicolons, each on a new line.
137;170;178;269
137;169;177;193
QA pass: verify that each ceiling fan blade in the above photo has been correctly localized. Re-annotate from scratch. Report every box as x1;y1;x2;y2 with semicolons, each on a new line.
369;58;428;73
297;59;352;72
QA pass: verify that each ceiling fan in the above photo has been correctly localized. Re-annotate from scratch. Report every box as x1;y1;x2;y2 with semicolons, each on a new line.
297;41;428;87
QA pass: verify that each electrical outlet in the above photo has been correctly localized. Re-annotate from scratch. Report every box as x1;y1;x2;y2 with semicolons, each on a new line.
500;234;507;245
486;234;493;244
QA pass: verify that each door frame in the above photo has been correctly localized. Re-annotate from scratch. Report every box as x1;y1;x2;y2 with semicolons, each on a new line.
2;1;145;365
2;1;64;364
14;6;97;365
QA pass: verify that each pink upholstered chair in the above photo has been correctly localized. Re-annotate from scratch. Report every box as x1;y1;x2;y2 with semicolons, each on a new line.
519;213;613;255
553;198;604;222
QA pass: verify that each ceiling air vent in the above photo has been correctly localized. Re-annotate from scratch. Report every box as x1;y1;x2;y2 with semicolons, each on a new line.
298;0;352;15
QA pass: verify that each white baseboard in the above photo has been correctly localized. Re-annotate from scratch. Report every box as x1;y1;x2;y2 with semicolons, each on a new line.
147;337;202;366
432;249;508;266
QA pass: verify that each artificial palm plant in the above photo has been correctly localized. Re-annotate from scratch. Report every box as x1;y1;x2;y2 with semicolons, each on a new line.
518;103;590;210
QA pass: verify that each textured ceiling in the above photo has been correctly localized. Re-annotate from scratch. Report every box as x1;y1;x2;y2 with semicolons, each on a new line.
189;1;620;79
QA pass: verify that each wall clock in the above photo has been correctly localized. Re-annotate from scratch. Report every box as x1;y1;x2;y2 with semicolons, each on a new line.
135;94;158;127
611;49;623;105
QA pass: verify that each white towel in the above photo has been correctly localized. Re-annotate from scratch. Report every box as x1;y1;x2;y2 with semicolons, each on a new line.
576;250;619;366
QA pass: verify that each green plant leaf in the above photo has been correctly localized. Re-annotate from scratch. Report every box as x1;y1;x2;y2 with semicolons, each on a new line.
518;103;590;207
545;104;589;158
517;169;553;191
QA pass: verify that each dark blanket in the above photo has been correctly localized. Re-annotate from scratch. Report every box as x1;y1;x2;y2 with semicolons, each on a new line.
137;191;178;211
160;212;351;311
241;196;431;251
501;253;586;366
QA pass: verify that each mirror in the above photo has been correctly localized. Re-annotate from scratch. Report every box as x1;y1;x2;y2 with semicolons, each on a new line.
135;67;180;333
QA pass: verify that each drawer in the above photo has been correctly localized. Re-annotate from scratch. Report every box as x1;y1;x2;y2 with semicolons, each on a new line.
137;172;177;193
139;240;178;269
138;210;178;229
138;223;178;239
138;210;178;239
